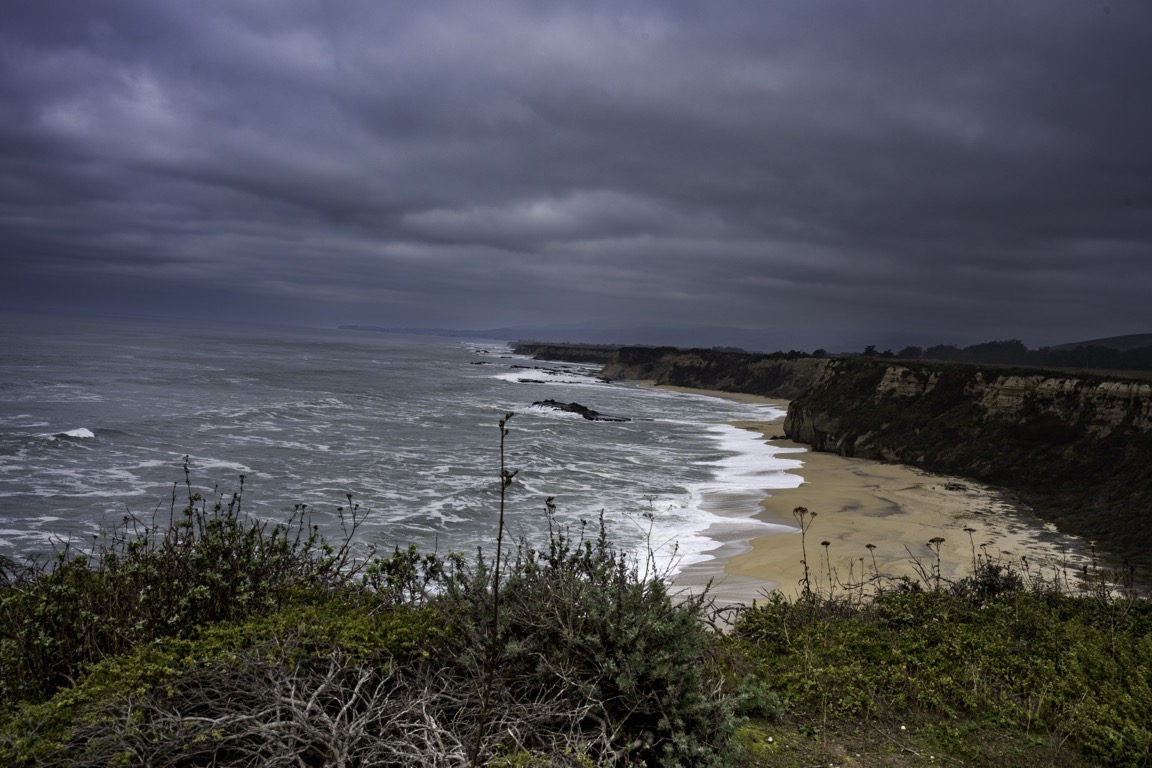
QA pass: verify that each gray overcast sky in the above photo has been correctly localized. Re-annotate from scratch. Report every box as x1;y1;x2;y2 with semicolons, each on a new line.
2;1;1150;350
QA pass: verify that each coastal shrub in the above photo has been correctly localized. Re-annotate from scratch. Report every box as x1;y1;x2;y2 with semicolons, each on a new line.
423;414;737;766
362;541;469;606
0;602;444;767
1;518;736;767
0;460;367;706
503;518;733;766
950;558;1025;603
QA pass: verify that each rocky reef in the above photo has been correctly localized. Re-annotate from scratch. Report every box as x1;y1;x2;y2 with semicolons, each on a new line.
532;399;631;422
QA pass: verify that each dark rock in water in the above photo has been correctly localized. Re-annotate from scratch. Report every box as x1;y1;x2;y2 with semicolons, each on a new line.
532;399;631;422
518;378;550;384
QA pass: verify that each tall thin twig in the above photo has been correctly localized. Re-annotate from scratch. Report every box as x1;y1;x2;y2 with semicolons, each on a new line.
471;411;516;767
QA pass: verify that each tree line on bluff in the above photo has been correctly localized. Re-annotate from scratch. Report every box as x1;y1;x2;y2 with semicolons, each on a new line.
517;338;1152;373
637;338;1152;372
858;338;1152;371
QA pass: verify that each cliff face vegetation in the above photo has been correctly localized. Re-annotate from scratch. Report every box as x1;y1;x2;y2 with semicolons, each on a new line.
785;358;1152;568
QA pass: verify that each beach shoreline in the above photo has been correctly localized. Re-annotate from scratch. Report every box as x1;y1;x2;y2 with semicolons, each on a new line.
654;385;1095;605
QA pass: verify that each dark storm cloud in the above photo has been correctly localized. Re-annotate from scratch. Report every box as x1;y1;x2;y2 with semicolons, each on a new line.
2;0;1150;348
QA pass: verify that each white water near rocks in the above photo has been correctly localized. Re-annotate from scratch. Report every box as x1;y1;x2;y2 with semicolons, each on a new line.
0;313;802;573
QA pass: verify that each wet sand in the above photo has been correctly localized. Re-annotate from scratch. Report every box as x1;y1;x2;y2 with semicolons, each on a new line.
656;385;1093;605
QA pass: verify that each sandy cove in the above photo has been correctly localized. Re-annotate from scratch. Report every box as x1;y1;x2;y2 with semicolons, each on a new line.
654;385;1095;605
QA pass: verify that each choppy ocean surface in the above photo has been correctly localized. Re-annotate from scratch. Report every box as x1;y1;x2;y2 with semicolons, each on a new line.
0;313;804;573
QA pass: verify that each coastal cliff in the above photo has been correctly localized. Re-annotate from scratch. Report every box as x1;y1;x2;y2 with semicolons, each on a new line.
520;343;1152;567
598;346;828;400
785;358;1152;568
511;342;620;365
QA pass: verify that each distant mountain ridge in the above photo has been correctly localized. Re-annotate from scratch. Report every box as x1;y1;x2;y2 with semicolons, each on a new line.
1050;333;1152;352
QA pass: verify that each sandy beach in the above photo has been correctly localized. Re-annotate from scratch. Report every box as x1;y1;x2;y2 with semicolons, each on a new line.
659;386;1095;605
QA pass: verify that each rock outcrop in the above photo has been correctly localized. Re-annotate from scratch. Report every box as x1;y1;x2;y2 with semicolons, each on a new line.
532;400;630;422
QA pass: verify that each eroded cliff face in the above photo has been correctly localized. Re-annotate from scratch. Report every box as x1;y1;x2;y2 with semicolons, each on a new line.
786;363;1152;450
785;359;1152;568
967;374;1152;436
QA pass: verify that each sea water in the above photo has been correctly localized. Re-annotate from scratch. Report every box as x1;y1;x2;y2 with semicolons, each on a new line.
0;313;803;573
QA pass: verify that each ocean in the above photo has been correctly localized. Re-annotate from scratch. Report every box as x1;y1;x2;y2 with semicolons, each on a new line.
0;313;804;574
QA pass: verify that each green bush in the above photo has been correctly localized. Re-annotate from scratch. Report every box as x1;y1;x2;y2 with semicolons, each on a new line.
475;516;736;766
0;463;366;706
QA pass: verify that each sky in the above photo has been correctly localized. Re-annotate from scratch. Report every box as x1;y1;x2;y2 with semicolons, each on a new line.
2;1;1150;352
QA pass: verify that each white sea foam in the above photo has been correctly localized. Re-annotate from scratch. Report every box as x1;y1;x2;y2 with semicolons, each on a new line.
50;427;95;439
228;435;332;452
490;370;603;386
187;459;254;475
625;422;806;574
131;459;178;470
29;463;150;497
305;397;350;410
702;423;806;481
0;415;48;428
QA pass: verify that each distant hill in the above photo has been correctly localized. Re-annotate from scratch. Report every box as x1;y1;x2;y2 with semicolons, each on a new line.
1050;333;1152;352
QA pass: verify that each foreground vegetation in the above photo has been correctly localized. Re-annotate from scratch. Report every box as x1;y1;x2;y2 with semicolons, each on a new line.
728;570;1152;767
2;421;1151;765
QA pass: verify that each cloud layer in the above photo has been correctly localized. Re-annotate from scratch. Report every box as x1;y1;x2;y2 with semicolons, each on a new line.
3;1;1150;349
